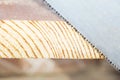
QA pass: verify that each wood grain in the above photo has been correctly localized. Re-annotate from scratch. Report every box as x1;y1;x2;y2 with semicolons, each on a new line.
0;20;104;59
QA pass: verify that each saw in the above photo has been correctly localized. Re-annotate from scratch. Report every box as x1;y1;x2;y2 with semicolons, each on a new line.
44;0;120;70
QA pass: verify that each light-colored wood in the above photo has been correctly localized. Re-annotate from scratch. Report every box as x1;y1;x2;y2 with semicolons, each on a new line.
0;20;104;59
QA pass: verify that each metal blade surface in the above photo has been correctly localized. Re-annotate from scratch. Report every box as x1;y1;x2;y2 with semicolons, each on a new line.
45;0;120;70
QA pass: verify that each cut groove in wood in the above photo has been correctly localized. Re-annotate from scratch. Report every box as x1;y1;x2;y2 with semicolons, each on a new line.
0;20;104;59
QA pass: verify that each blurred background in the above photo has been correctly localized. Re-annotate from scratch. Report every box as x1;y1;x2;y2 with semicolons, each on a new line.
0;59;119;80
0;0;119;80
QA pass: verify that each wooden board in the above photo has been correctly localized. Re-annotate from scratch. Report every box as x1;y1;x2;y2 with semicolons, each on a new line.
0;20;104;59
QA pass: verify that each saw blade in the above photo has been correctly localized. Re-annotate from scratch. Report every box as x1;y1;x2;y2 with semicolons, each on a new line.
44;0;120;71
